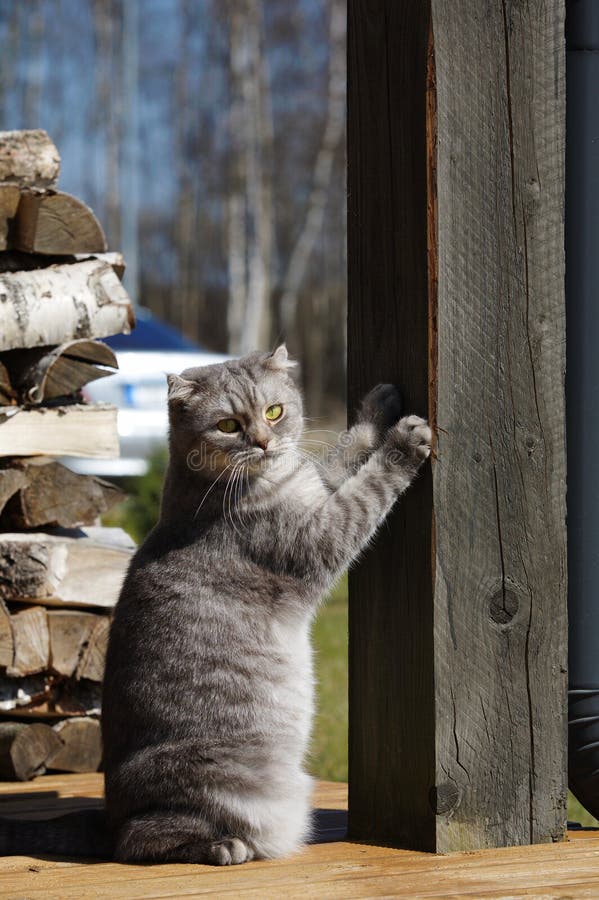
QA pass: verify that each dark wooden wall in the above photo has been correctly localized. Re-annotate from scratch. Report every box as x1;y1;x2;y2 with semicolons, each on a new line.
347;0;567;852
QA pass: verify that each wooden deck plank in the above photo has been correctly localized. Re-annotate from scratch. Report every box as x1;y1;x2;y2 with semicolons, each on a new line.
0;775;597;899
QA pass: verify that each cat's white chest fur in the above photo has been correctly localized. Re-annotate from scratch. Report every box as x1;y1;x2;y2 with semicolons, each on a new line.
269;614;314;751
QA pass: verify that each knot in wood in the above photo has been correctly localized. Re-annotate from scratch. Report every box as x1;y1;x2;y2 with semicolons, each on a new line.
489;588;519;625
429;782;461;815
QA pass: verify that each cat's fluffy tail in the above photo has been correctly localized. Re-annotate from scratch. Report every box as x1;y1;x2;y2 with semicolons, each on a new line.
0;809;113;858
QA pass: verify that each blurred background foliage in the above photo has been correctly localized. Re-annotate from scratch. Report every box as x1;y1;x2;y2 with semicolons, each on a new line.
0;0;346;420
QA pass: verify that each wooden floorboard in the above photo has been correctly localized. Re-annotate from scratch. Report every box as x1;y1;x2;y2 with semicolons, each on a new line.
0;775;597;898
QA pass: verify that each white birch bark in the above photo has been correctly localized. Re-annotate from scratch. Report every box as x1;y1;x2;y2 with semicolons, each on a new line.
0;259;134;351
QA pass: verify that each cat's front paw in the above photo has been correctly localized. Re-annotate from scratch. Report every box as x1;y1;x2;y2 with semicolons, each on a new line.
358;383;403;434
386;415;432;468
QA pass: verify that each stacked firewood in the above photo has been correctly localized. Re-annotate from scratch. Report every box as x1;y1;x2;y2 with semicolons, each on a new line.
0;130;135;780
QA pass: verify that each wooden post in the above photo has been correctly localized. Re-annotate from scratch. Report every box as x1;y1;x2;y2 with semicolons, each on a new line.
347;0;567;852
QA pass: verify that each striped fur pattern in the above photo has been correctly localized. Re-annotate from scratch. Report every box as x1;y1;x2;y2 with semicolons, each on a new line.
102;345;431;865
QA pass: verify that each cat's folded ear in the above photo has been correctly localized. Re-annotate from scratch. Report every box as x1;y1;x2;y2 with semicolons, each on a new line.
265;344;297;371
166;373;196;402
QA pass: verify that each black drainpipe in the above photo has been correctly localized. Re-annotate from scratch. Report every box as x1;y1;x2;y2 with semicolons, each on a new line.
566;0;599;820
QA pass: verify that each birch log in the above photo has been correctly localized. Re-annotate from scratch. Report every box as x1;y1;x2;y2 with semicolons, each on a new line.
0;527;135;609
14;191;107;255
0;259;134;352
0;130;60;189
0;458;124;529
0;404;119;458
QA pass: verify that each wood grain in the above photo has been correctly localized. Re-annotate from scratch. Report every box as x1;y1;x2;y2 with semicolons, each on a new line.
348;0;566;852
431;0;567;850
347;0;435;851
14;191;107;255
0;776;594;899
0;404;119;459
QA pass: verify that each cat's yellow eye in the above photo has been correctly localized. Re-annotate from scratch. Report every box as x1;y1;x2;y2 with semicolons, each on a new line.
217;418;240;433
265;404;283;422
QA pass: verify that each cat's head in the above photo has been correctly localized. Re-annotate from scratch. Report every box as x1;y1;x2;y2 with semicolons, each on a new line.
167;345;303;476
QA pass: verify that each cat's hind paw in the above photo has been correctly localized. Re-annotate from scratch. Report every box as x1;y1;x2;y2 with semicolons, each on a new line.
207;837;254;866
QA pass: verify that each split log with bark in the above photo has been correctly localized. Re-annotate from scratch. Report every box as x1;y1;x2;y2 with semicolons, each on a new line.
0;527;134;609
13;190;107;255
0;258;134;352
0;130;60;190
0;404;119;458
0;458;123;529
1;339;118;405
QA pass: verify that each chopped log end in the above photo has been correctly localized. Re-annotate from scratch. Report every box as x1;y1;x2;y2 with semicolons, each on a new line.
77;617;110;682
14;191;107;255
0;721;62;780
47;717;102;773
6;605;50;677
48;610;97;677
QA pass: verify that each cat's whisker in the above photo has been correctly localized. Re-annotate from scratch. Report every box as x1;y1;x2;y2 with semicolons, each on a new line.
194;465;233;520
234;464;249;529
227;464;246;538
225;465;240;534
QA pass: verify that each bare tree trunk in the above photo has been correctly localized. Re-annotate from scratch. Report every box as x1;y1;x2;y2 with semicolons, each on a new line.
121;0;140;304
93;0;121;247
226;0;274;355
226;1;248;354
242;0;273;353
279;0;346;334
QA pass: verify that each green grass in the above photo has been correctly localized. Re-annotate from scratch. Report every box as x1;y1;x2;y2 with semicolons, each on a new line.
309;577;348;782
568;793;598;828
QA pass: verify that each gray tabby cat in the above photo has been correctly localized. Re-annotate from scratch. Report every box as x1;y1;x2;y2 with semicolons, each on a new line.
0;346;430;864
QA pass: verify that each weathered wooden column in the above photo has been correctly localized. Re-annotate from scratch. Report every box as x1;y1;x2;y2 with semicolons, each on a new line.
347;0;567;852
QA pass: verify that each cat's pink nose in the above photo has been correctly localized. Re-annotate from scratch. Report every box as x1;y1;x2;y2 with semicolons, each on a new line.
254;437;270;452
